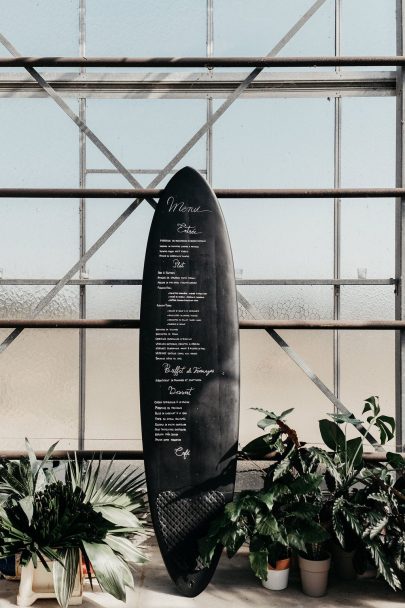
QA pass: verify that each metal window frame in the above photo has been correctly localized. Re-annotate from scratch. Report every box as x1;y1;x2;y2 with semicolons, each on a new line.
0;0;400;451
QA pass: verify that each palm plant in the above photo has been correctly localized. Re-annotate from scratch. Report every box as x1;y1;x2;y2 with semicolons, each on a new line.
0;440;148;608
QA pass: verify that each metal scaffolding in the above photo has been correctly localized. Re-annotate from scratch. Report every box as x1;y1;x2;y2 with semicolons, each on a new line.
0;0;401;453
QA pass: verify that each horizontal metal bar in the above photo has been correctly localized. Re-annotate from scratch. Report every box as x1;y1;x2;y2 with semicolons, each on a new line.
0;278;395;286
0;319;402;329
86;168;207;175
0;449;395;461
0;71;394;99
2;56;405;68
237;279;396;286
0;279;143;286
0;449;144;460
0;187;404;198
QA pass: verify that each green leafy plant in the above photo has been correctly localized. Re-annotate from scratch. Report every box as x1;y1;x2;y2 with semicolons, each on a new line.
199;409;328;580
0;441;148;608
319;397;401;589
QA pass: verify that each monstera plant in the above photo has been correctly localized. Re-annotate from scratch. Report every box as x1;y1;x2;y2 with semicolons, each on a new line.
0;440;148;608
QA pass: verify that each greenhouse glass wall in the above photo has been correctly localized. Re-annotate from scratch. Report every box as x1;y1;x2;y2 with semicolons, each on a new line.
0;0;401;454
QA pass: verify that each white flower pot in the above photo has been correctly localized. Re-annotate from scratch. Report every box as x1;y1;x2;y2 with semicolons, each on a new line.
262;558;290;591
17;558;83;607
299;553;331;597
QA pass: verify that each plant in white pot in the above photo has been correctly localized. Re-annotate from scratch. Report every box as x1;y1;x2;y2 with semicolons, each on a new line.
199;409;329;592
0;440;148;608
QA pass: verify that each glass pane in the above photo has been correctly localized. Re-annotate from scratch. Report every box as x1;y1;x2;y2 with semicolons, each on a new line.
85;329;140;450
0;200;79;279
341;199;394;278
0;329;79;450
240;330;334;446
340;332;395;448
0;98;79;187
339;286;395;446
222;199;333;279
340;286;395;320
341;98;395;188
86;99;206;171
0;99;80;278
341;0;395;70
85;173;154;279
85;288;140;449
0;286;79;319
213;98;334;188
86;285;140;319
0;99;79;278
1;0;79;56
214;0;334;58
87;0;206;60
238;285;333;319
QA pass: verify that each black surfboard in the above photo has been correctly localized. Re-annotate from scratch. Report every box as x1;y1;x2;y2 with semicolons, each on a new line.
139;167;240;597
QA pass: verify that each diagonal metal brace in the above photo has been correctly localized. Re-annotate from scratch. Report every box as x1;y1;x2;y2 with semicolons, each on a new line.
0;0;328;355
237;291;383;449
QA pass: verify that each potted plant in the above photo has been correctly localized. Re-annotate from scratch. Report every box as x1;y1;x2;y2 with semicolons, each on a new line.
318;397;401;590
298;542;331;597
199;409;329;592
0;440;148;608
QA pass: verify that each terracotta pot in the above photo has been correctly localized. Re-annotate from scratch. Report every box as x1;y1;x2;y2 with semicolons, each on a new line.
262;558;290;591
299;553;331;597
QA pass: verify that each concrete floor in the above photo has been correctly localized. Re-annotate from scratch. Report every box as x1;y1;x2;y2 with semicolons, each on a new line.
0;541;404;608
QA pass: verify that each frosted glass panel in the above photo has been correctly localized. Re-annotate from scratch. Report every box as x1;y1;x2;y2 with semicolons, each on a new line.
87;0;206;56
0;329;79;450
341;199;394;278
222;199;333;279
0;99;79;187
214;0;334;57
0;0;79;56
213;98;334;188
340;286;395;320
86;286;140;319
240;330;334;446
86;289;140;449
0;286;79;319
85;330;140;450
340;332;395;447
86;174;153;279
341;98;395;188
342;0;395;68
237;286;333;319
86;99;206;171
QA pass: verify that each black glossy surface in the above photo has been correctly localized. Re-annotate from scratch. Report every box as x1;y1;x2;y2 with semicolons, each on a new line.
139;167;239;597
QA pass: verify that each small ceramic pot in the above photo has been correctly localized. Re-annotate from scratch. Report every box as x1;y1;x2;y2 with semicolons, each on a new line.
262;558;290;591
299;553;331;597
